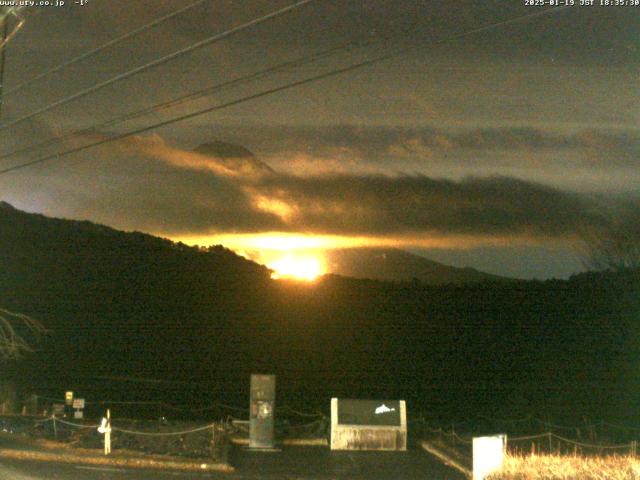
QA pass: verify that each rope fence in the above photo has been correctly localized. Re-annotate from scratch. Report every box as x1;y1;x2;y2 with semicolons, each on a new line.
30;414;217;436
25;396;640;455
425;429;640;457
38;413;638;453
31;395;322;419
413;414;640;438
111;422;218;437
12;412;232;460
19;397;329;446
399;412;640;457
509;432;633;450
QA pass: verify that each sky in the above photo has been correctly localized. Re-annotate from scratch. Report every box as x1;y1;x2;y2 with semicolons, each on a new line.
0;0;638;279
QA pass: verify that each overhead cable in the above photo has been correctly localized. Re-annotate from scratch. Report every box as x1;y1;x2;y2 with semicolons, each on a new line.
2;0;211;98
0;35;379;161
0;5;570;177
0;0;316;133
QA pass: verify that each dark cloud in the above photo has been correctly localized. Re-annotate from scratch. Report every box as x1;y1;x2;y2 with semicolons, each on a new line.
256;173;609;237
0;137;286;235
1;130;636;253
55;1;635;67
1;1;636;280
202;124;640;170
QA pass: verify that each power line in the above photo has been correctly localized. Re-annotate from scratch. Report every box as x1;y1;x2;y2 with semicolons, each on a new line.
0;0;316;133
2;0;210;99
0;5;570;177
0;35;381;162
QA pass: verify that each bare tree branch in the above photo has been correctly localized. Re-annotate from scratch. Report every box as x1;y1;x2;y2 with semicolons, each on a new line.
580;212;640;272
0;308;48;359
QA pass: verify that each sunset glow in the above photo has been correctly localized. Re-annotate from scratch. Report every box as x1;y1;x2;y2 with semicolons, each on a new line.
268;253;324;281
175;232;533;253
169;231;552;281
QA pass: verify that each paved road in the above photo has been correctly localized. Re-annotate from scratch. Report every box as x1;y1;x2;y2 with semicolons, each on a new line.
0;446;465;479
0;459;223;479
231;446;466;479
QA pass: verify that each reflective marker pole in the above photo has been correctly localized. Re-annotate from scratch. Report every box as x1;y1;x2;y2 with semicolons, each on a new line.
105;409;111;455
98;409;112;455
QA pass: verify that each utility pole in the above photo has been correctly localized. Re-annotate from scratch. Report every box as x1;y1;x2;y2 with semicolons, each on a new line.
0;7;25;120
0;14;8;120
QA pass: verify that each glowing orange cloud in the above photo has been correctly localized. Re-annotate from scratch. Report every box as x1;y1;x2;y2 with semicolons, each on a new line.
176;231;541;253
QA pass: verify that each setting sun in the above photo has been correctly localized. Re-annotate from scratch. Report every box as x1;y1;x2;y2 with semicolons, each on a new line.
269;254;324;281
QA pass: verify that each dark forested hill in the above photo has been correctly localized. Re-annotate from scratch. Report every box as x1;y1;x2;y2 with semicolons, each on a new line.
325;248;509;284
1;203;639;424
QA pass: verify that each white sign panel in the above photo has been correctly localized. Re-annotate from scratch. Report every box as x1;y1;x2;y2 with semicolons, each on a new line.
473;435;506;480
72;398;85;409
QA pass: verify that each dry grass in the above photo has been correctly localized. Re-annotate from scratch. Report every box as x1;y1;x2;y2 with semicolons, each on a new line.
488;454;640;479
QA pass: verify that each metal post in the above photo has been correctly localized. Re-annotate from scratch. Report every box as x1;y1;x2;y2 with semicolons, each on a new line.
0;15;8;119
52;414;57;440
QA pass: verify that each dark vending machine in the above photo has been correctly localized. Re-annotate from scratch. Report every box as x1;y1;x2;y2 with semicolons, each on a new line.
249;374;275;449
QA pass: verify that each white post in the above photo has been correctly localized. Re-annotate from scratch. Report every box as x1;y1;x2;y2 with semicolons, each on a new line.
330;398;338;450
473;434;506;480
98;409;112;455
105;409;111;455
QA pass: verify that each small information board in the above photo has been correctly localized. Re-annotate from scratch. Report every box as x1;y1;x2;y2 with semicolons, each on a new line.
64;391;74;406
338;399;401;426
72;398;85;409
330;398;407;451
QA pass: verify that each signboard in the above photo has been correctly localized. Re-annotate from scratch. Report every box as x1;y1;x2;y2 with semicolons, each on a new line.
337;399;401;426
330;398;407;451
74;410;84;419
64;391;74;406
249;374;275;449
473;435;507;480
72;398;85;409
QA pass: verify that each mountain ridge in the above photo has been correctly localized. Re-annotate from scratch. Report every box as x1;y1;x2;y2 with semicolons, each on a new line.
325;247;512;284
1;201;638;423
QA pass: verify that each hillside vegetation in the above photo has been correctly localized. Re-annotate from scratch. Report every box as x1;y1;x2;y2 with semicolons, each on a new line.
1;203;639;422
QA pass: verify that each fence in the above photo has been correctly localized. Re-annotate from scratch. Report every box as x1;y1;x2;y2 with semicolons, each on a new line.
416;415;640;463
30;395;249;420
3;413;230;462
5;394;330;453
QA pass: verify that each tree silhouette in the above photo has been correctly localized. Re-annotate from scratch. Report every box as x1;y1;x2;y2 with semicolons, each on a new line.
581;218;640;272
0;308;47;359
